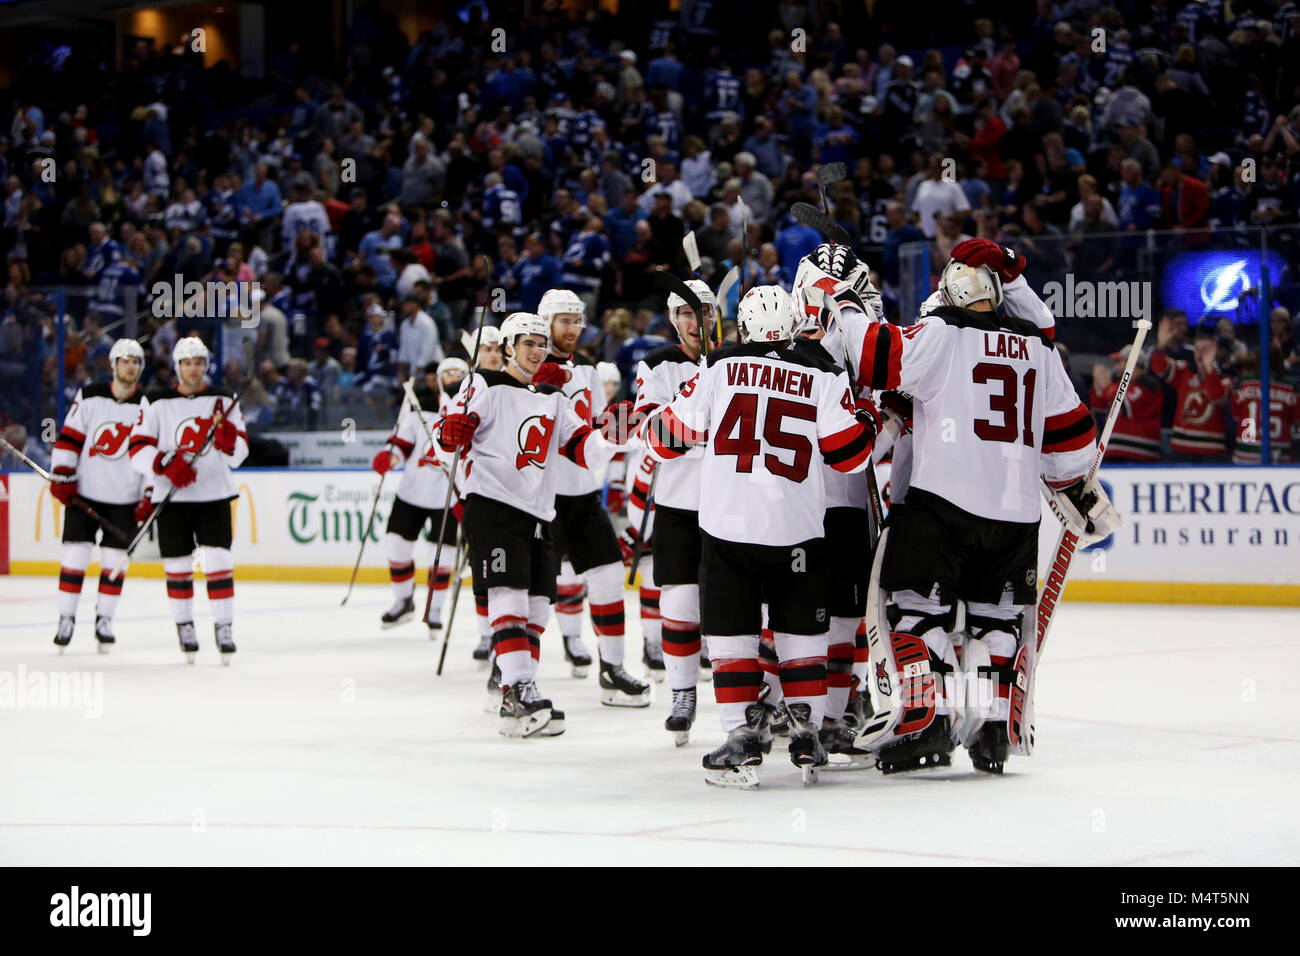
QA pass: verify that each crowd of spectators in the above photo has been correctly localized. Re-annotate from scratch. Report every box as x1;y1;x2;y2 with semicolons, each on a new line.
2;0;1300;463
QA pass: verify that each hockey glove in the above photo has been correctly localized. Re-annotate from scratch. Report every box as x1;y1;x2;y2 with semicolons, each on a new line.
372;449;395;475
532;362;570;387
598;400;635;444
950;238;1025;283
50;467;78;505
854;396;882;442
617;524;641;566
134;489;155;525
439;412;480;451
605;482;626;515
214;418;239;456
1046;475;1121;546
452;501;465;522
154;451;197;488
878;390;914;434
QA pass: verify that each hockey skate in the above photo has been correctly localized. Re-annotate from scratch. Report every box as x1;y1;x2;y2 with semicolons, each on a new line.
177;622;199;664
876;715;955;775
769;700;791;737
562;633;592;678
642;640;665;683
53;615;74;652
471;633;492;666
425;610;442;633
665;687;697;746
380;597;415;628
703;704;771;790
819;718;874;771
786;703;828;786
968;721;1009;775
527;682;565;737
484;659;502;713
94;616;115;654
215;622;236;664
698;637;712;682
599;660;652;707
499;680;552;738
842;687;874;732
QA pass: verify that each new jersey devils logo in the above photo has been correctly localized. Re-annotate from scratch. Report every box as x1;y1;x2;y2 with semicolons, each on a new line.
516;414;555;470
569;386;592;423
175;414;214;457
1182;391;1214;425
89;422;132;459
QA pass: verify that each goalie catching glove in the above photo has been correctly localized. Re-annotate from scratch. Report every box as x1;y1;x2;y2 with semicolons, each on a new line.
1046;475;1120;546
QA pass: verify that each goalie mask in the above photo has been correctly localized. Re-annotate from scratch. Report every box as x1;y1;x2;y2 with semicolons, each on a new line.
939;259;1003;309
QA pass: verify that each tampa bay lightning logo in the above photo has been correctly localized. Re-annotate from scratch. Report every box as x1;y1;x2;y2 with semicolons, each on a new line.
1200;260;1251;313
1081;478;1115;553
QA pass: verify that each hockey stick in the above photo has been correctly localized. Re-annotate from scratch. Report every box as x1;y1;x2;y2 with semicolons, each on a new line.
402;376;461;630
435;538;470;675
426;268;492;653
790;201;853;247
340;376;416;607
626;466;657;588
683;230;701;275
1009;316;1153;756
0;435;132;543
110;385;247;580
816;162;848;214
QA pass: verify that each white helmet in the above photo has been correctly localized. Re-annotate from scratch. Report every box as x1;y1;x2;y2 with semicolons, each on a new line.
437;357;470;382
109;337;145;368
919;290;946;317
538;288;586;326
667;279;717;325
172;335;211;373
461;323;503;357
596;361;620;387
737;285;797;344
500;311;552;355
939;259;1002;309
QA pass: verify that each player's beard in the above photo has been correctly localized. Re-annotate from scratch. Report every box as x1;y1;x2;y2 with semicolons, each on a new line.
552;326;581;354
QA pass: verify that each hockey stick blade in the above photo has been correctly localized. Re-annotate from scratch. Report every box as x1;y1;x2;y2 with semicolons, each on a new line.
651;270;703;318
715;265;740;318
816;162;848;188
790;201;852;247
682;231;701;274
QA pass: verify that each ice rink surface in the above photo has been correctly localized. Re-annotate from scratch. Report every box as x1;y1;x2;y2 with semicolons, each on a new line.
1;575;1296;866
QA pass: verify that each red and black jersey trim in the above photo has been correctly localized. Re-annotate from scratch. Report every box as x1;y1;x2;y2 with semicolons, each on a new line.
55;426;86;454
819;423;873;472
858;323;901;391
389;435;415;456
562;425;594;466
647;407;705;459
128;434;159;457
1043;403;1095;453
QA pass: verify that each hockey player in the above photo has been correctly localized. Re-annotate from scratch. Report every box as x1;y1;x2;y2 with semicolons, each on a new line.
49;338;148;652
129;336;249;663
438;312;632;737
533;288;650;707
645;285;880;788
462;324;504;371
627;279;717;743
370;360;464;631
807;256;1115;774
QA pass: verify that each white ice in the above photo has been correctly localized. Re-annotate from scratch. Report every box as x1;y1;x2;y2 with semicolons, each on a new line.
1;575;1296;866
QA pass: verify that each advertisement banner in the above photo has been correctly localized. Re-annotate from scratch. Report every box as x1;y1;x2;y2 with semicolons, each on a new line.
272;430;391;468
3;466;1298;603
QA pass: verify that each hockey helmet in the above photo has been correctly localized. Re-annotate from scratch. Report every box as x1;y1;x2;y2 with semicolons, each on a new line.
737;285;797;344
109;337;145;368
500;312;551;355
538;288;586;326
939;259;1002;309
172;335;211;373
596;361;620;387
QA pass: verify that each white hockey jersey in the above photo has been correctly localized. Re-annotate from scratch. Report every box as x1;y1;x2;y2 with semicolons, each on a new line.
388;387;456;510
540;351;605;498
792;338;870;512
52;384;148;505
844;304;1093;523
450;370;616;523
647;342;875;546
633;344;705;513
129;386;249;502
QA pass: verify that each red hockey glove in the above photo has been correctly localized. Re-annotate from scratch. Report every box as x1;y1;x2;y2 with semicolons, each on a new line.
452;501;465;522
617;524;641;566
532;362;570;387
134;490;155;525
605;484;626;515
50;466;78;505
214;418;238;456
950;238;1025;283
154;451;197;488
599;400;635;443
854;396;882;441
439;412;480;451
372;449;394;475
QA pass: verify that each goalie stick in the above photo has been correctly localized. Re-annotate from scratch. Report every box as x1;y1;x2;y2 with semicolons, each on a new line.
110;385;248;580
1008;315;1154;755
0;435;132;544
435;538;470;675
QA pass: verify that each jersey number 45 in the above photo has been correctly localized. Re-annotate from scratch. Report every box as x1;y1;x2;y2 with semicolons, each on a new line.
715;394;816;482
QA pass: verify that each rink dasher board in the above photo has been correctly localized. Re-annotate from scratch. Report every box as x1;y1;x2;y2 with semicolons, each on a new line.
1;467;1298;604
